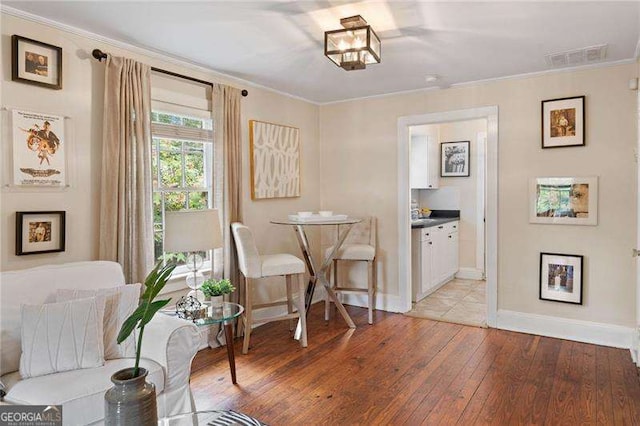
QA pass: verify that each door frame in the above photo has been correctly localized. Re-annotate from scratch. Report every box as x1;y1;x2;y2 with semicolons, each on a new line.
397;106;499;327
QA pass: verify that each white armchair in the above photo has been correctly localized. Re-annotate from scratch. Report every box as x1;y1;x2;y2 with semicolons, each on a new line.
0;261;200;426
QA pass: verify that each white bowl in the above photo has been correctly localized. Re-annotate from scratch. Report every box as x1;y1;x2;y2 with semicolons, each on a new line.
297;211;313;218
318;210;333;217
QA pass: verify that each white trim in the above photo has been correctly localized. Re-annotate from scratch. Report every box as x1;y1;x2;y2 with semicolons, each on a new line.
397;106;499;327
0;5;316;105
497;309;634;350
634;38;640;60
340;292;404;314
476;131;487;276
455;268;484;281
320;59;636;106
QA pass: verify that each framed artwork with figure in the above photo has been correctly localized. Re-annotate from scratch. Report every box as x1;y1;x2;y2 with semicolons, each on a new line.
440;141;470;177
541;96;584;148
16;211;66;255
539;252;583;305
529;176;598;226
12;35;62;90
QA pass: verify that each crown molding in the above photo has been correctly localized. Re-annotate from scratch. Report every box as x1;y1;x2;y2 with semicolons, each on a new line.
0;5;319;105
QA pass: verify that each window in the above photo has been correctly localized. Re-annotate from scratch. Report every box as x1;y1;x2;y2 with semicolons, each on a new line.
151;111;214;269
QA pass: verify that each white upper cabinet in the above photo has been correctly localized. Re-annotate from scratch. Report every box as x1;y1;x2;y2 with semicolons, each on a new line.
410;127;439;189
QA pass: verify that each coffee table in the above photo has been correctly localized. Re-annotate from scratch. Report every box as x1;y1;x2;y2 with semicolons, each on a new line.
163;302;243;384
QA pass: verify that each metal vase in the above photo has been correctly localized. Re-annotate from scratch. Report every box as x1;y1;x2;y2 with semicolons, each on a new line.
105;367;157;426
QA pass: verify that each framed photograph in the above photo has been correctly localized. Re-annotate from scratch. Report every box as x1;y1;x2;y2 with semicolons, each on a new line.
11;109;66;187
16;211;66;255
249;120;300;200
12;35;62;90
440;141;470;177
529;176;597;226
540;252;583;305
541;96;584;148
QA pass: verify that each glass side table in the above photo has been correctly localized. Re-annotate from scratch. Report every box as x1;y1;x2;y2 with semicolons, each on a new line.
163;302;244;384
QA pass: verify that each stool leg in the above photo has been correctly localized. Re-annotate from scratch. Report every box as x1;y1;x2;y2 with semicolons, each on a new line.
286;274;294;331
297;273;308;348
242;278;253;354
368;260;375;325
325;260;337;321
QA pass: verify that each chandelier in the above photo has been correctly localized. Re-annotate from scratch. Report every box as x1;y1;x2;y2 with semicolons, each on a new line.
324;15;381;71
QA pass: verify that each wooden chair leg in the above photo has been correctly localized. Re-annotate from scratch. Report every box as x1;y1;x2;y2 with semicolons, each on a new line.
286;274;294;331
242;278;253;354
368;260;375;324
297;273;308;348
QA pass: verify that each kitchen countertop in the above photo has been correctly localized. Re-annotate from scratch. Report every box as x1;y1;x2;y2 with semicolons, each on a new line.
411;217;460;229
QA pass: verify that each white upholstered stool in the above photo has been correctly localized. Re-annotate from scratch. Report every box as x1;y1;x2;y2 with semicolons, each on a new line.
325;217;377;324
231;222;308;354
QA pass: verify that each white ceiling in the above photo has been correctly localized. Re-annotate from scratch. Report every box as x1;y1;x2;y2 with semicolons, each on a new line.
4;1;639;103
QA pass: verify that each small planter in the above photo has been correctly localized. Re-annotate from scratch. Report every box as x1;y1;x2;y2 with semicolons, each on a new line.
210;295;224;308
105;368;157;426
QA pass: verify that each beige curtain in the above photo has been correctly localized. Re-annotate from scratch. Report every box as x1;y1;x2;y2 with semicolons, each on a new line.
99;56;154;283
213;84;243;305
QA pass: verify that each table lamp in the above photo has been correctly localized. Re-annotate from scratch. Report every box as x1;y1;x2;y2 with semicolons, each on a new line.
165;209;223;302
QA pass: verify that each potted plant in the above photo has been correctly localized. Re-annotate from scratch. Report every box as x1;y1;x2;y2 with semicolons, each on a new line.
201;278;235;307
104;262;174;426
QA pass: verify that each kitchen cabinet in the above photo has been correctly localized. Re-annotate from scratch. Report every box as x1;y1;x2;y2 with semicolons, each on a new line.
410;134;439;189
411;221;459;302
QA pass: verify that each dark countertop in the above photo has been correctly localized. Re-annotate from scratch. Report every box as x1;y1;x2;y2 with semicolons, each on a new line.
411;217;460;229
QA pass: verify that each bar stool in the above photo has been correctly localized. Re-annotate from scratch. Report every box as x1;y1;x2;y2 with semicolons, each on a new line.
231;222;308;354
325;217;377;324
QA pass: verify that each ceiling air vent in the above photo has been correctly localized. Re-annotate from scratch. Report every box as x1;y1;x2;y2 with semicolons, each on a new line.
545;44;608;68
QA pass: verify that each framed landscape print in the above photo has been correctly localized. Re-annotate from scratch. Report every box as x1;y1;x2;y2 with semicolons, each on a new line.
11;109;66;187
12;35;62;90
539;252;583;305
530;177;598;225
541;96;584;148
440;141;470;177
249;120;300;200
16;211;66;255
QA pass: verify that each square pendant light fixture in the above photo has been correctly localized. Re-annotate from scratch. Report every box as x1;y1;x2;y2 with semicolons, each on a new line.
324;15;381;71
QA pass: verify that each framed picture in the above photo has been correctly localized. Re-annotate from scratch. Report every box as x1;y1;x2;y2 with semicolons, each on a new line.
541;96;584;148
11;109;66;187
539;252;583;305
440;141;470;177
249;120;300;200
12;35;62;90
16;211;66;255
529;176;597;226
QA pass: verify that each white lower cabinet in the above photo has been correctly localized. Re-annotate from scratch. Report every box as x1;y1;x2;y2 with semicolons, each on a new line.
411;221;459;302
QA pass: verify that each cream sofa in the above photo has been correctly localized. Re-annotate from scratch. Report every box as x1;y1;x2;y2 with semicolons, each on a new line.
0;261;201;425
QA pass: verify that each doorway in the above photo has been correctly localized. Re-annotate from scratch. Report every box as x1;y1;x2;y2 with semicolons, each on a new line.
397;107;498;327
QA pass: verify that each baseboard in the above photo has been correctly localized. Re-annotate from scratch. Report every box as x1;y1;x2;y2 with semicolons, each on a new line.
340;292;404;313
455;268;484;280
497;309;634;349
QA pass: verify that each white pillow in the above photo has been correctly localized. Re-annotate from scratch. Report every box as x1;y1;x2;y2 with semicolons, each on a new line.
56;283;141;359
20;296;106;378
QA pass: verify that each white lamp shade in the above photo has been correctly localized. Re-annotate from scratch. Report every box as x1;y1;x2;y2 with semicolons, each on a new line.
164;209;223;253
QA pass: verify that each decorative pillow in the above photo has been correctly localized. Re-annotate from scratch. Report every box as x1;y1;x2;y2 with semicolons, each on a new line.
20;296;106;378
56;283;141;359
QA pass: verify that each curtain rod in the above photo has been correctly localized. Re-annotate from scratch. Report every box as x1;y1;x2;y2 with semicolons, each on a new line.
91;49;248;97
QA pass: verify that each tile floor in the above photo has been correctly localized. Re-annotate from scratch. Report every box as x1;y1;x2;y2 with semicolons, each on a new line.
407;278;487;327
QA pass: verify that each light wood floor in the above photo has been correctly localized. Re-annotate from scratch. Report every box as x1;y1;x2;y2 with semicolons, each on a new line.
190;303;640;425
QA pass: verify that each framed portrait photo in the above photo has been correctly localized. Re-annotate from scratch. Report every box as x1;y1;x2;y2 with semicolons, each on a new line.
12;35;62;90
539;252;583;305
529;176;597;226
440;141;470;177
16;211;66;255
541;96;584;148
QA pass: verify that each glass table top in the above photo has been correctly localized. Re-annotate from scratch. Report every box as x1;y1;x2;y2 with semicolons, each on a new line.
162;302;243;326
270;217;361;226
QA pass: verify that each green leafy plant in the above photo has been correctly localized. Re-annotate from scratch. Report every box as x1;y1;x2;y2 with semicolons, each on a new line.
201;278;235;297
117;262;175;377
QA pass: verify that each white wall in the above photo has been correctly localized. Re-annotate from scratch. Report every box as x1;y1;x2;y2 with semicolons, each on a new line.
320;63;638;328
418;119;487;271
0;13;321;307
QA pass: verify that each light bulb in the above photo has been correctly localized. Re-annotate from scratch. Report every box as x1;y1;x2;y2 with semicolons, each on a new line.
338;40;349;51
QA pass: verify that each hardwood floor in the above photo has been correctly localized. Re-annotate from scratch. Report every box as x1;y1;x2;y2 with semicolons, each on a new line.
190;304;640;425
